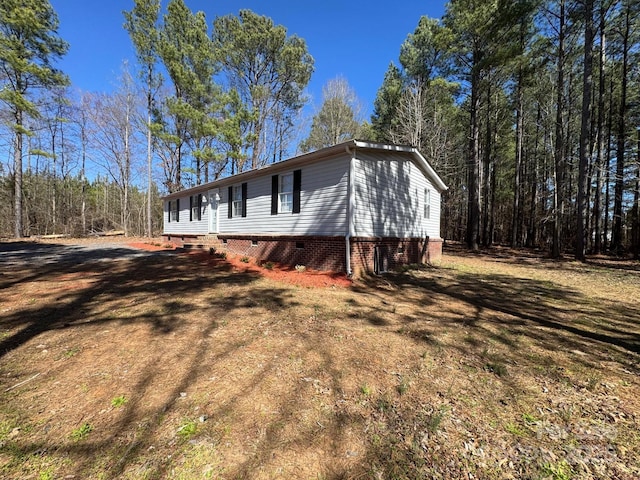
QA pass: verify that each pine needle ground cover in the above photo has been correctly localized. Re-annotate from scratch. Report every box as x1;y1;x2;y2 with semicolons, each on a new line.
0;240;638;479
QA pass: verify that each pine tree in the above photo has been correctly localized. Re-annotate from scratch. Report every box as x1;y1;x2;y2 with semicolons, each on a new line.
124;0;161;236
371;63;403;142
157;0;217;191
213;10;314;168
443;0;502;251
576;0;595;261
0;0;68;237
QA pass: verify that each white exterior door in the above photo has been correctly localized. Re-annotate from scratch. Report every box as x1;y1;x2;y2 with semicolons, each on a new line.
208;189;219;233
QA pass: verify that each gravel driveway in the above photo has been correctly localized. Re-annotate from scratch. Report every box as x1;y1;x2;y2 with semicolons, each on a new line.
0;240;174;269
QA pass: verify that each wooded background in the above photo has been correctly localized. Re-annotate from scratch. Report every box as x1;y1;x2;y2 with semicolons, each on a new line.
1;0;638;259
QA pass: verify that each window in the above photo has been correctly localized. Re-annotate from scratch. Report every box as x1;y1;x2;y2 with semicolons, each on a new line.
424;188;431;219
233;186;243;217
190;194;201;221
271;170;301;215
228;183;247;218
279;173;293;213
169;199;179;222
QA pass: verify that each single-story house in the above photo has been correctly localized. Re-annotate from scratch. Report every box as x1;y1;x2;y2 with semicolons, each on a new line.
162;139;447;275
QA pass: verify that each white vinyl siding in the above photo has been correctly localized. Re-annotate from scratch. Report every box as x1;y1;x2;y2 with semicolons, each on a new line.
163;193;209;235
162;147;443;239
219;155;349;235
353;152;441;238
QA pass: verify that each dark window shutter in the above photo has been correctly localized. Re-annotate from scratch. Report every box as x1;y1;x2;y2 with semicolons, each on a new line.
271;175;278;215
197;194;202;220
293;169;301;214
228;186;233;218
189;196;193;221
241;182;248;217
176;198;180;222
168;201;171;223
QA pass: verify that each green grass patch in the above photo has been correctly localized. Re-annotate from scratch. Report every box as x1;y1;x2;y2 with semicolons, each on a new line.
70;423;92;441
63;347;79;358
177;419;197;440
111;395;127;408
360;384;372;396
504;422;526;437
541;460;574;480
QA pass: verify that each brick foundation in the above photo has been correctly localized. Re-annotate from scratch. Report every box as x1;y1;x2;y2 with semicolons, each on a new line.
162;233;443;275
349;236;443;276
219;235;346;272
162;234;204;248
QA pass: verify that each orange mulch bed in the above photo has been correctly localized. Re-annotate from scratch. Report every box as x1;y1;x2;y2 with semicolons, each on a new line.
126;241;177;252
127;241;352;288
191;251;353;289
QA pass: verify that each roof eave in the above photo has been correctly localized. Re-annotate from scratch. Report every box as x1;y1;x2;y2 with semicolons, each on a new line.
161;141;355;200
161;139;448;200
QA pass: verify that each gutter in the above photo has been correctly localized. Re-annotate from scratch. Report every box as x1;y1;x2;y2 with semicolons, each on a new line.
345;144;356;276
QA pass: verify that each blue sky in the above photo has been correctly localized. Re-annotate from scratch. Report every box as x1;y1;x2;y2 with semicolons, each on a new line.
49;0;447;119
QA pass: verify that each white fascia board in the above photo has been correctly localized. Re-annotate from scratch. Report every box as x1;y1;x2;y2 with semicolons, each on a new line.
351;140;448;192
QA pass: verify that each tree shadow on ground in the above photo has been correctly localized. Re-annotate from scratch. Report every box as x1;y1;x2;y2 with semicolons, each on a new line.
354;263;640;374
1;242;638;479
0;241;363;479
0;242;255;359
444;240;640;273
349;260;640;480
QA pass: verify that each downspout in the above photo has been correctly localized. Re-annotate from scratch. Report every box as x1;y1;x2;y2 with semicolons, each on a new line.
345;145;356;276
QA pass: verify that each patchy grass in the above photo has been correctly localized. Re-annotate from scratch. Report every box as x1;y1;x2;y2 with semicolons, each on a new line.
176;419;198;440
70;423;93;442
0;239;638;479
111;395;127;408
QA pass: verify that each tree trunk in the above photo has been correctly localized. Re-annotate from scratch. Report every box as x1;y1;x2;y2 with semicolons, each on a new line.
124;91;132;237
576;0;594;261
593;5;606;254
512;70;524;247
611;3;630;253
13;112;23;238
552;0;565;258
81;131;86;236
147;111;153;238
603;77;614;250
466;63;481;251
482;81;492;247
528;104;542;248
633;128;640;259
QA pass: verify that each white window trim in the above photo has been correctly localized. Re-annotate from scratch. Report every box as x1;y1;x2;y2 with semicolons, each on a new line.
170;200;178;222
232;185;243;217
190;195;199;221
424;188;431;220
279;172;293;213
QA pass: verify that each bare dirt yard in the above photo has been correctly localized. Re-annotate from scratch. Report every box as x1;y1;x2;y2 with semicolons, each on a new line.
0;238;638;479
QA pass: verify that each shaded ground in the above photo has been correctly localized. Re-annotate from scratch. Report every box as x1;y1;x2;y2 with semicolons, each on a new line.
0;239;638;479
